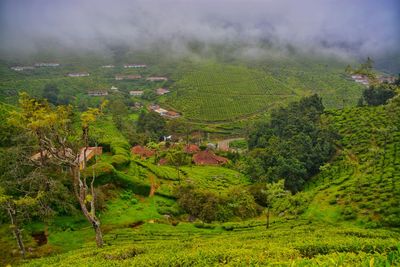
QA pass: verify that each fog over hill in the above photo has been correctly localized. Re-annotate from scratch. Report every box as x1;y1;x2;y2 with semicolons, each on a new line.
0;0;399;61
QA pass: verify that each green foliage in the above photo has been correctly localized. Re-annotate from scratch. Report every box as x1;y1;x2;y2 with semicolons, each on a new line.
175;185;260;222
81;162;116;182
19;222;400;267
305;98;400;226
167;61;298;121
110;154;130;169
136;111;166;141
361;84;397;106
246;94;337;192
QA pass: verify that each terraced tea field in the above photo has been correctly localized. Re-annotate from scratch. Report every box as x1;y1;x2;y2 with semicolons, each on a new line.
21;220;400;266
167;62;300;122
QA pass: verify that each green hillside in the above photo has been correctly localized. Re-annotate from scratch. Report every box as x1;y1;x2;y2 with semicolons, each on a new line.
21;221;400;267
1;95;399;266
166;62;299;121
304;96;400;227
166;59;364;122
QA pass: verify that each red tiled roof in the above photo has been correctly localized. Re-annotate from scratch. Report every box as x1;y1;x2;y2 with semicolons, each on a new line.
131;145;154;158
158;158;168;165
184;144;200;154
193;150;228;165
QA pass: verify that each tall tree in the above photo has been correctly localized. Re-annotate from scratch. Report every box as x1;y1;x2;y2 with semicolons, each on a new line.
12;93;106;247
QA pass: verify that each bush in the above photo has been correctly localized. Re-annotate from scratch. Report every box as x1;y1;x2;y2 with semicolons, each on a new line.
110;154;130;169
110;140;131;157
227;187;261;219
81;162;116;183
114;172;151;196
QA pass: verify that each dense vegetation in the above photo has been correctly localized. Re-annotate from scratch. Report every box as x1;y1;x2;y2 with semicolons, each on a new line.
0;53;399;266
245;94;337;192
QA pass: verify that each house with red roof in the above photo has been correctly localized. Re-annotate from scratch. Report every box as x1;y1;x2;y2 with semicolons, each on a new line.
184;144;200;154
192;150;228;165
131;145;154;158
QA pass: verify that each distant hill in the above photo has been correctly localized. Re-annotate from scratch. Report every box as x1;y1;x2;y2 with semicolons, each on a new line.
166;58;364;122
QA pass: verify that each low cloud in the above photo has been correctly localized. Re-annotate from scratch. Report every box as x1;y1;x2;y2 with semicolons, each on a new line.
0;0;398;59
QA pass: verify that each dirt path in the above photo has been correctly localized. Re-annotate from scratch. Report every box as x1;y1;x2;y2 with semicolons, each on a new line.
217;138;245;151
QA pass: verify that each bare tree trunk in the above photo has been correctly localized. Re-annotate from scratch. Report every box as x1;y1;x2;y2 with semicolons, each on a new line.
73;166;104;248
7;204;26;257
93;221;103;247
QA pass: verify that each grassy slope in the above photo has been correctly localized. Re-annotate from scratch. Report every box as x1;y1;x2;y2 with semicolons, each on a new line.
166;61;298;122
165;58;364;122
304;97;400;227
3;100;400;266
20;220;400;266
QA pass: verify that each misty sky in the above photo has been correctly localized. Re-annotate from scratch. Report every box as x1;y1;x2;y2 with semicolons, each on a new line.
0;0;399;58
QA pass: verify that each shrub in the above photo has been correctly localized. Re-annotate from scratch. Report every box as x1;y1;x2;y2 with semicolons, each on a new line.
114;172;151;196
227;187;261;219
110;154;130;169
81;162;116;183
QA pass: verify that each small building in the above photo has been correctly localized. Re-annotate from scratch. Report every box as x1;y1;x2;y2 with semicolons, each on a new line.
129;90;144;96
11;66;34;71
378;75;396;84
110;86;118;91
101;65;115;68
88;90;108;96
124;64;147;68
351;74;369;86
146;77;168;82
165;110;180;119
68;72;90;77
155;88;170;95
131;145;154;158
115;74;142;80
193;150;228;165
154;108;168;116
34;63;60;67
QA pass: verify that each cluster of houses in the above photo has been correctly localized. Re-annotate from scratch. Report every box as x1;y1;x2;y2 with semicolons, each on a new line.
11;66;35;71
34;62;60;67
128;88;170;97
89;86;170;98
11;62;60;71
115;74;142;80
68;72;90;77
149;104;180;118
124;64;147;68
351;74;397;87
351;74;370;86
146;77;168;82
131;144;228;166
378;75;397;84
